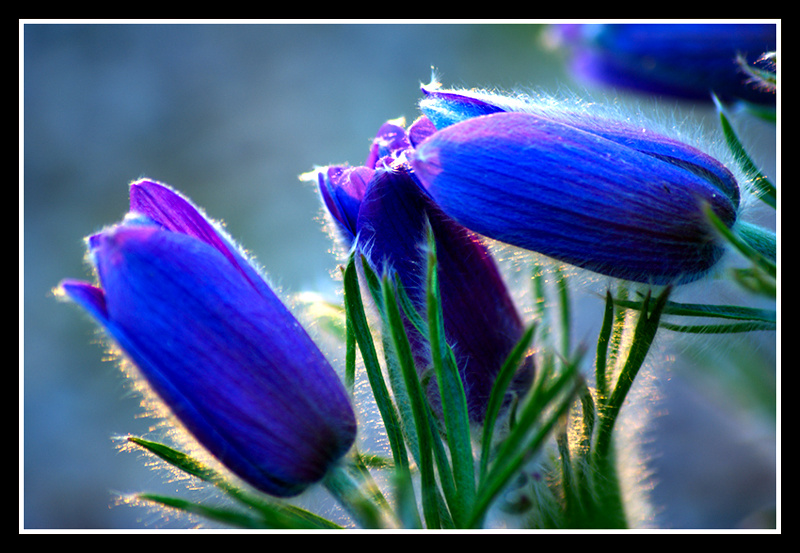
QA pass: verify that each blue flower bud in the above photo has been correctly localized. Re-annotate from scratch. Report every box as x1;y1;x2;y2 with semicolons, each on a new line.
311;121;533;422
410;95;740;285
59;179;357;497
547;23;776;104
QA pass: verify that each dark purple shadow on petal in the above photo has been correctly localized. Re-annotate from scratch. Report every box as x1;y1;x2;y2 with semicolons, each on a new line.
357;166;532;421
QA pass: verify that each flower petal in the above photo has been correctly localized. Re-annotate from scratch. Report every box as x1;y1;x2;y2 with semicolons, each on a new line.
85;224;356;496
411;111;737;284
357;166;532;420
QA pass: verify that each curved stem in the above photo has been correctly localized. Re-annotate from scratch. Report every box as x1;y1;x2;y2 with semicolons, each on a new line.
735;221;776;262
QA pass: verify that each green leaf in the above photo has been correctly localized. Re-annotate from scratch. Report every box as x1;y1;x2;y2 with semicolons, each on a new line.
594;286;672;460
342;254;410;474
612;294;776;333
594;291;616;400
127;437;340;529
136;493;276;529
703;205;776;298
658;320;776;333
128;435;217;483
713;94;776;208
424;225;476;527
576;287;671;528
478;323;536;480
471;352;582;528
381;273;440;529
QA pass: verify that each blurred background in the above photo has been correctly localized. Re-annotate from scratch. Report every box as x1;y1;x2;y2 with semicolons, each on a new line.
22;22;777;530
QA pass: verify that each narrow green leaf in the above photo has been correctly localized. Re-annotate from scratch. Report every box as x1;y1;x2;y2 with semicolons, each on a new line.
555;266;571;357
658;320;776;333
382;274;441;529
136;493;278;529
128;435;217;483
392;274;428;338
594;286;671;462
594;291;616;400
425;226;476;527
479;323;535;480
471;356;581;528
357;255;428;473
344;294;357;394
713;94;776;208
612;294;776;332
342;254;409;473
128;437;340;529
354;451;394;470
585;288;671;529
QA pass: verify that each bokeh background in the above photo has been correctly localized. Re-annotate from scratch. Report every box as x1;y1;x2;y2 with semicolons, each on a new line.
22;22;777;530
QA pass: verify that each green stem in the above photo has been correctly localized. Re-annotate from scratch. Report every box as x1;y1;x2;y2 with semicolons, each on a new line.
323;463;385;529
587;287;672;528
735;221;776;263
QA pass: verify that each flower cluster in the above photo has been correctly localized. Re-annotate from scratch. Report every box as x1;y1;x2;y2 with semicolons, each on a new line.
310;117;533;422
57;23;775;530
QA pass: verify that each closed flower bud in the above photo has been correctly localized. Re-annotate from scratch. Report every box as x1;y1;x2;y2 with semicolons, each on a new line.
410;88;741;285
546;23;776;104
59;179;357;497
310;120;532;422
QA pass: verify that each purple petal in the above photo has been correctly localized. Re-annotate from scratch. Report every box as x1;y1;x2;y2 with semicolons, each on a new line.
357;166;531;421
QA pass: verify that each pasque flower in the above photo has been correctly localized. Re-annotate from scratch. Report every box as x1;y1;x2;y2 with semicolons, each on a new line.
410;85;741;285
311;119;532;422
59;179;357;497
547;23;776;104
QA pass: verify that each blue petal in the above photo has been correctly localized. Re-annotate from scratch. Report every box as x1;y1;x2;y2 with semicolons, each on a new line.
552;23;776;104
316;166;372;244
411;111;738;285
128;179;278;302
419;83;508;130
67;223;356;497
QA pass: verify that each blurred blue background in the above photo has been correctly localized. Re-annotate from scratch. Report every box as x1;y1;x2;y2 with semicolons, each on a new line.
22;22;776;529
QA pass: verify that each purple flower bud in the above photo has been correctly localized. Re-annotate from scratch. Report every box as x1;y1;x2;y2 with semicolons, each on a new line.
548;23;776;104
410;105;740;285
59;179;356;497
312;122;532;422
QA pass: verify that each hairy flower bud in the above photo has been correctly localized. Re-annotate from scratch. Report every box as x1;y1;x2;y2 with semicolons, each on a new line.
547;23;776;104
59;179;356;497
410;86;740;285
